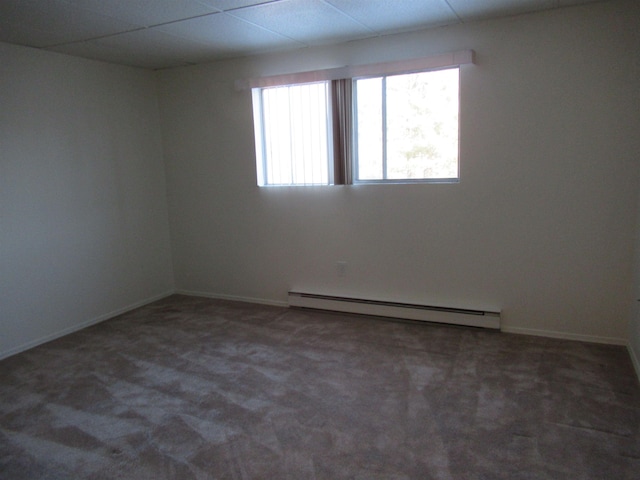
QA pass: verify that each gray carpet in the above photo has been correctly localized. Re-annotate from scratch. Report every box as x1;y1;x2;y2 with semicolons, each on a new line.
1;294;639;479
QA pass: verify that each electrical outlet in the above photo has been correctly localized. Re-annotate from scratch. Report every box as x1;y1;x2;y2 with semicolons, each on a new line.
336;261;347;277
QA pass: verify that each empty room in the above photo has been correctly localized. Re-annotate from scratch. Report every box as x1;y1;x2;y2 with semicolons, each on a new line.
1;0;639;478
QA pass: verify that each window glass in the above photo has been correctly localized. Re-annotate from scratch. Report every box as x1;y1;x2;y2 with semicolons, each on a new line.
252;67;459;186
354;68;459;182
354;77;383;180
259;82;331;185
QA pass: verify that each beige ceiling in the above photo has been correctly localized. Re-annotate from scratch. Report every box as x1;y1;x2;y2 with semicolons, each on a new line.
0;0;605;69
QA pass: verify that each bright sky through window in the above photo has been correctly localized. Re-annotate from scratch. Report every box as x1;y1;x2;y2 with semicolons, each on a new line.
354;68;459;182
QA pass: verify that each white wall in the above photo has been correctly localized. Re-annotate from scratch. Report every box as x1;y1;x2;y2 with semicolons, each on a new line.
631;185;640;378
157;0;640;343
0;43;174;358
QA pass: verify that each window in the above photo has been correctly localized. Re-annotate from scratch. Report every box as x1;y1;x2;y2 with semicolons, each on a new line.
255;82;332;186
354;68;459;183
246;50;473;186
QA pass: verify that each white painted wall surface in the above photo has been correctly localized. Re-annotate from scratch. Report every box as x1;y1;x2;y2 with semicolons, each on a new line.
0;43;174;358
157;0;640;343
631;184;640;379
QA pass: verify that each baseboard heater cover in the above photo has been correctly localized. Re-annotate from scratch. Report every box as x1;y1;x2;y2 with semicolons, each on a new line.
288;292;501;330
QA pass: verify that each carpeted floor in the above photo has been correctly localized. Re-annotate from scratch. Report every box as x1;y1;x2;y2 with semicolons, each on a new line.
1;294;639;479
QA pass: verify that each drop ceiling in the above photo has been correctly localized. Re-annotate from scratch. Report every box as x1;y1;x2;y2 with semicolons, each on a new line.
0;0;605;70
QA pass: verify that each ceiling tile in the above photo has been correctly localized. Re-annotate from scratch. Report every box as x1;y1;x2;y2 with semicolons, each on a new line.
228;0;374;45
0;0;605;70
47;28;223;68
157;12;304;56
0;0;138;47
324;0;459;34
446;0;556;22
558;0;602;5
93;29;217;63
61;0;218;27
0;21;73;49
48;40;191;69
196;0;277;11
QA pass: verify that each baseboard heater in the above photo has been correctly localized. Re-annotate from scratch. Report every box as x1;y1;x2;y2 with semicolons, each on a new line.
288;292;501;330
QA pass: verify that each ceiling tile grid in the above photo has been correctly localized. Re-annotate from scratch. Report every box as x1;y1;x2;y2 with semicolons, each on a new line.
323;0;460;34
445;0;557;21
61;0;220;27
0;0;139;48
0;0;610;69
227;0;374;45
157;12;304;54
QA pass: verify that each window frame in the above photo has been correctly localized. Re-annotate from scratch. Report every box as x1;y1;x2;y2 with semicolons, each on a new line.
243;50;475;187
253;81;334;187
351;67;461;185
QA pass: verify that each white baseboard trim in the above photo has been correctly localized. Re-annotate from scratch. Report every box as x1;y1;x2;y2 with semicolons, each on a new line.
0;290;175;361
176;289;288;308
501;325;627;346
629;344;640;383
177;292;630;345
